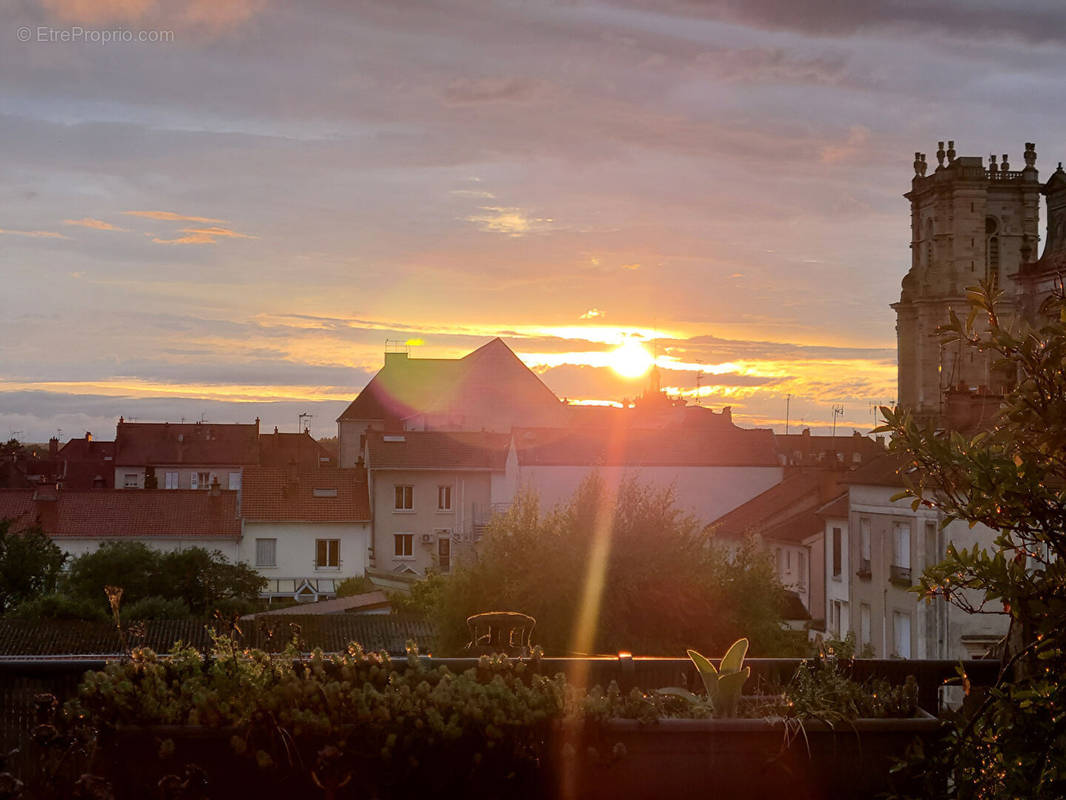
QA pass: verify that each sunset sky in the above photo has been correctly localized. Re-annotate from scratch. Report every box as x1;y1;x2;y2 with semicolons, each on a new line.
3;0;1065;442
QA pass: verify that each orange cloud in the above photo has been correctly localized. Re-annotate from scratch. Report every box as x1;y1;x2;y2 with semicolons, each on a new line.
466;206;552;237
64;217;128;231
124;210;225;223
0;228;68;239
151;226;256;245
38;0;264;31
39;0;154;24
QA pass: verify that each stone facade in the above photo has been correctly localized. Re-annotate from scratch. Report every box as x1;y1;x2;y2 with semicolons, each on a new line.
893;141;1045;425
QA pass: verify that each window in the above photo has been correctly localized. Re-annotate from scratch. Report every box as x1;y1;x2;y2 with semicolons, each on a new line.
832;527;842;577
312;488;338;498
123;473;139;488
394;485;413;511
256;538;277;567
891;522;912;584
859;518;872;577
164;471;179;490
438;536;451;572
893;611;912;659
860;603;872;650
437;485;452;511
192;471;210;490
832;601;842;637
797;551;807;586
893;523;911;568
228;472;241;490
315;539;339;568
394;533;413;558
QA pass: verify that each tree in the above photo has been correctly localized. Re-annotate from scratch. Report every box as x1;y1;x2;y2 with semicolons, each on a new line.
60;541;265;618
878;283;1066;799
414;476;798;656
0;518;66;613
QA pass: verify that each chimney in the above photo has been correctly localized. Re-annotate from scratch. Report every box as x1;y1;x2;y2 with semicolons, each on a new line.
721;406;732;422
49;437;59;457
210;477;222;497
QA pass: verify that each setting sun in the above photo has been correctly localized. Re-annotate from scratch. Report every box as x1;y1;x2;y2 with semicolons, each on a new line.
608;339;654;378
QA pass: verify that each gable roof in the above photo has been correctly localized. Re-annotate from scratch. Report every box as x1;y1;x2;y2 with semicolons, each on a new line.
114;421;260;466
511;424;779;467
241;466;371;522
710;469;845;541
337;338;566;429
366;431;510;471
0;489;240;539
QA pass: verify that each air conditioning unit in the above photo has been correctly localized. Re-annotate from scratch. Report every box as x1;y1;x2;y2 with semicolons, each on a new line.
420;533;435;544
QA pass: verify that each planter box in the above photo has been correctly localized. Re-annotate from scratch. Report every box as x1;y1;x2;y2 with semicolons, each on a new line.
552;711;939;800
96;711;937;800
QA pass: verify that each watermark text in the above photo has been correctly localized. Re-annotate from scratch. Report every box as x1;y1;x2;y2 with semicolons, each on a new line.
17;26;174;44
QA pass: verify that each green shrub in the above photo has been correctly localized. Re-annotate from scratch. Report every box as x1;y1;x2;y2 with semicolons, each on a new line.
120;596;190;621
9;593;108;621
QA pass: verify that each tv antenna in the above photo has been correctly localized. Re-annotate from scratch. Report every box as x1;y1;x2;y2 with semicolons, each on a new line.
298;412;313;434
832;404;845;437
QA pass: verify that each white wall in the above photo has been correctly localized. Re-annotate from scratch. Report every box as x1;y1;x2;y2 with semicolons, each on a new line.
848;483;1007;660
241;521;369;582
501;464;783;525
370;470;492;574
824;516;850;640
55;537;241;561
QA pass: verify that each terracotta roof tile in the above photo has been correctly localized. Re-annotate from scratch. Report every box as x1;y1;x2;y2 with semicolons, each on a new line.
0;489;240;538
366;431;510;470
114;421;260;466
241;467;370;522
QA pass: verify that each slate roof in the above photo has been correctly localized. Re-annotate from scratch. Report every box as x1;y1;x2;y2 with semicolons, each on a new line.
512;425;779;467
0;614;437;657
114;421;260;466
841;452;911;488
710;471;841;540
816;493;850;519
0;489;240;538
241;466;371;522
763;509;825;543
366;431;510;471
337;338;566;427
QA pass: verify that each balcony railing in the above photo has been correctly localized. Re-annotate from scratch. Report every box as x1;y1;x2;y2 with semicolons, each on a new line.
857;558;872;579
890;565;912;586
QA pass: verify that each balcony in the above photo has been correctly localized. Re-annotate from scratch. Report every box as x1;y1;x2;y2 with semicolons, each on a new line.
889;564;912;586
856;558;872;580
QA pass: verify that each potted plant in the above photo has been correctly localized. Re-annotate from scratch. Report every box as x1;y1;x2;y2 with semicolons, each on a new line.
556;639;936;800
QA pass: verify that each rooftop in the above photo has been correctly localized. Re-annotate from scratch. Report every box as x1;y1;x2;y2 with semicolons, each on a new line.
337;338;567;429
114;420;261;466
0;488;240;539
240;466;371;522
366;430;510;471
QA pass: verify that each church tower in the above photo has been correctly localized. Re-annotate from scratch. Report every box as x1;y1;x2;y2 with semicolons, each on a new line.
893;141;1042;425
